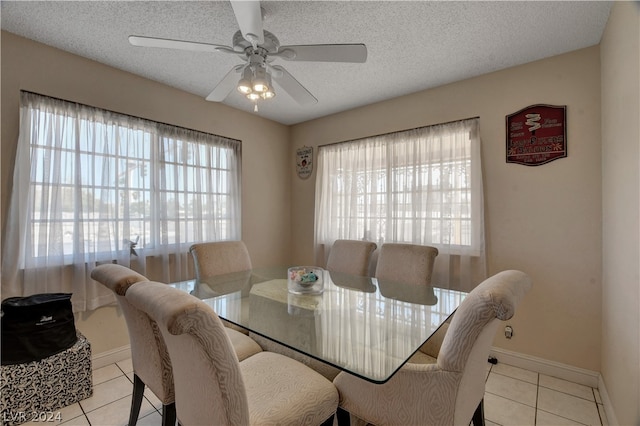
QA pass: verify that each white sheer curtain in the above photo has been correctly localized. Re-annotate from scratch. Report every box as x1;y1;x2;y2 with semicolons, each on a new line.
315;118;485;291
2;92;241;311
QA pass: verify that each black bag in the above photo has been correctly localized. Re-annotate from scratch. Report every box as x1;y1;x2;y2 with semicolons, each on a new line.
1;293;77;365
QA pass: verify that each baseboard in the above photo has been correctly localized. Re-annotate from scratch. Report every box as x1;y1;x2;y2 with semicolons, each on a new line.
91;344;131;370
489;347;600;388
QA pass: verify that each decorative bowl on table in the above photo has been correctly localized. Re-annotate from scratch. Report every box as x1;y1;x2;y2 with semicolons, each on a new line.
287;266;324;295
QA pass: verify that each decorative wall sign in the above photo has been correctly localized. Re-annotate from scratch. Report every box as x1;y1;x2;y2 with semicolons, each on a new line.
506;104;567;166
296;146;313;179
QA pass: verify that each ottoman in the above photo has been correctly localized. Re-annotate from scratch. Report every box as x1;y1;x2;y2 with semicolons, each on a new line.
1;332;93;425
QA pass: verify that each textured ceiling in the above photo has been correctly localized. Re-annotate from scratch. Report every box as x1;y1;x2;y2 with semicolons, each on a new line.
1;1;612;125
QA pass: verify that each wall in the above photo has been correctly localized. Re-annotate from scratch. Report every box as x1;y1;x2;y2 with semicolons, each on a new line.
600;2;640;425
1;31;292;355
291;47;603;371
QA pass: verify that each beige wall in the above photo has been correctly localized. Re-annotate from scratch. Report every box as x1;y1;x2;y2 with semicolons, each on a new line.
1;31;292;354
291;46;603;371
600;2;640;425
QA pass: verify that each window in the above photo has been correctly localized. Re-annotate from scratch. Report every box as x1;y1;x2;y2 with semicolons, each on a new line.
315;118;485;290
2;92;241;311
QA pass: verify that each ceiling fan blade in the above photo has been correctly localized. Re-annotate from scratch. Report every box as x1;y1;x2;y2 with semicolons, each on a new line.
206;65;244;102
129;35;235;54
229;0;264;45
275;44;367;63
270;65;318;106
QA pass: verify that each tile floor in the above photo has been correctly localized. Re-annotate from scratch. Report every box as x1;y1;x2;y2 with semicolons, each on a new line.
21;358;607;426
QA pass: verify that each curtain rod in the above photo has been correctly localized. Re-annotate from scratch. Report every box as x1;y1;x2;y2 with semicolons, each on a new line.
318;116;480;149
20;90;242;144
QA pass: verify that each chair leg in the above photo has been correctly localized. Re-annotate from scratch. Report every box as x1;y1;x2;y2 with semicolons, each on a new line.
336;407;351;426
162;402;177;426
472;398;485;426
128;374;145;426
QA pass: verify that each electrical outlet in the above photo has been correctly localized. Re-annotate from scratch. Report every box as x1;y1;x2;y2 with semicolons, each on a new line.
505;325;513;339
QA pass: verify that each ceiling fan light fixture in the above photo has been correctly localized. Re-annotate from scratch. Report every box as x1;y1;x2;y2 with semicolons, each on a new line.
237;80;252;94
253;82;268;93
237;66;253;94
260;72;275;99
246;92;261;101
252;66;269;93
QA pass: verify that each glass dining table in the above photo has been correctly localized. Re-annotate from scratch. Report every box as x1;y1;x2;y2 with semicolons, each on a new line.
169;267;467;384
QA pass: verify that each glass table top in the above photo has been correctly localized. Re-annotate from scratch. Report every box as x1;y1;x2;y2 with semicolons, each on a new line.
170;267;467;383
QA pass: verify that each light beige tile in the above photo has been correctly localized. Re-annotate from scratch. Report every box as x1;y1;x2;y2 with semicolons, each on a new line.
536;409;585;425
144;388;162;411
539;374;595;401
57;403;84;423
79;375;133;412
93;363;124;385
137;411;163;426
60;415;90;426
491;362;538;384
85;395;156;426
485;372;538;407
116;358;134;374
17;403;84;424
485;420;500;426
20;411;89;426
484;392;536;426
20;415;60;426
538;387;601;425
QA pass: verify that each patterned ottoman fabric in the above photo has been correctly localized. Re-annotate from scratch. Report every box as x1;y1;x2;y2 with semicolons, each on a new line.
1;332;93;426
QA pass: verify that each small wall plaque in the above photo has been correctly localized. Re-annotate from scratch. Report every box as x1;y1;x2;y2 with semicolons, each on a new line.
506;104;567;166
296;146;313;179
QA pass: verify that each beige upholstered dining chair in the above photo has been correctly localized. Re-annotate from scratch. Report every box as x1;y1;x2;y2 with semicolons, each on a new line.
325;239;377;276
333;270;532;426
374;242;439;286
375;243;440;359
91;264;262;426
190;240;252;278
189;240;253;334
90;264;175;426
126;280;339;426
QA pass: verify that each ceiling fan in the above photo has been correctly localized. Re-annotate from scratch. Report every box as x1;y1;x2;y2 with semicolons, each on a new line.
128;0;367;109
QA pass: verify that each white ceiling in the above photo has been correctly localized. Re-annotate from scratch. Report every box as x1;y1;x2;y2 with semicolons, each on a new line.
1;1;612;125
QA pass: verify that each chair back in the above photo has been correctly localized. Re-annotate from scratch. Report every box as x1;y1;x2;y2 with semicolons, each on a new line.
375;243;439;286
126;281;249;426
438;270;532;424
90;264;174;404
326;239;377;276
189;241;252;279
